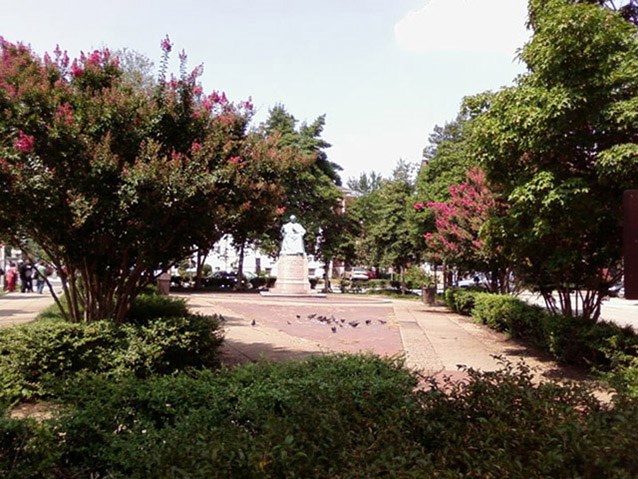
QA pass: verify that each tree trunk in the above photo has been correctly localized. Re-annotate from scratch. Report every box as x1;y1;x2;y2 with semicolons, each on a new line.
399;265;406;294
194;248;209;290
323;258;331;293
236;241;246;290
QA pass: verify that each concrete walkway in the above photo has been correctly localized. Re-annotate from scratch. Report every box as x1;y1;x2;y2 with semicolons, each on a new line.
0;290;587;382
0;291;57;328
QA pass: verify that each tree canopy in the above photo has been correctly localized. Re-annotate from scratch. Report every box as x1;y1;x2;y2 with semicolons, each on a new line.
349;161;422;281
470;0;638;318
0;37;251;322
418;167;509;291
259;105;345;259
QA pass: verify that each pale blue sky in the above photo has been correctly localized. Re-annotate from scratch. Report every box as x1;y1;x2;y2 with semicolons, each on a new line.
0;0;530;181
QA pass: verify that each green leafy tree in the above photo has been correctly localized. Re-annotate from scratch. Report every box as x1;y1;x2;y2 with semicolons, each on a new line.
351;161;422;289
471;0;638;319
417;111;476;204
413;111;479;285
260;106;345;261
0;38;251;323
218;131;301;286
346;171;383;196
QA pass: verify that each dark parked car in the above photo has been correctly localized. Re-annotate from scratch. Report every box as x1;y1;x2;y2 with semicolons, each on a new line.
202;271;238;289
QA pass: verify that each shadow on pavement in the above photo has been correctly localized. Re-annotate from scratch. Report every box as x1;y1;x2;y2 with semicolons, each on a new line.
220;338;320;367
500;343;594;382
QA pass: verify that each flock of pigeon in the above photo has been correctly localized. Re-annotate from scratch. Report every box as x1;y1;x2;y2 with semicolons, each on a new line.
252;313;387;333
288;313;387;333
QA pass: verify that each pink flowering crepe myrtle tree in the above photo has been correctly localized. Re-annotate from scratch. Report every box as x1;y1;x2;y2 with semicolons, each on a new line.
0;36;254;323
415;167;511;293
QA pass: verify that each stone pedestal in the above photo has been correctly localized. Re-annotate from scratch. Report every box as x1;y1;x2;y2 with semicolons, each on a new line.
270;255;311;295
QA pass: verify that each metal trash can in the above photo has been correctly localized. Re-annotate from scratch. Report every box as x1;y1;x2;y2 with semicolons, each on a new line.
157;272;171;295
422;286;436;305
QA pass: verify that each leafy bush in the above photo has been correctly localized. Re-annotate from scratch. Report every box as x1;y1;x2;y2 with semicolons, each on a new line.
471;293;548;345
414;360;638;478
543;315;638;368
3;356;638;478
127;292;189;325
0;314;224;405
22;355;422;478
250;275;277;289
464;292;638;391
366;279;390;290
0;417;59;479
339;278;364;293
402;266;434;289
444;288;480;315
605;353;638;398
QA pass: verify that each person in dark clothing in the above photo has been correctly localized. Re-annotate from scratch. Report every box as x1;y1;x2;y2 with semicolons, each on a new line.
18;261;34;293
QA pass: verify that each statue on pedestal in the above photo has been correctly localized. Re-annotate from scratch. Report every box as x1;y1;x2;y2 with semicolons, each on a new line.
280;215;306;256
262;214;324;296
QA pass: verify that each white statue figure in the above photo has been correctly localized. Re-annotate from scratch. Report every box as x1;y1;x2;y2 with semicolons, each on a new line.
280;215;306;255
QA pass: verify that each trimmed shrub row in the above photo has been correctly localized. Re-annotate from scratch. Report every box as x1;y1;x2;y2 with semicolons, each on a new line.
0;295;224;406
2;355;638;478
445;288;638;394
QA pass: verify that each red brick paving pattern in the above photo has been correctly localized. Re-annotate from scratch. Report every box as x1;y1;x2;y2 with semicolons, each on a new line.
185;293;403;358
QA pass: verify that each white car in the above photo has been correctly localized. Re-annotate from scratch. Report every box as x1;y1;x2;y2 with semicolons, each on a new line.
349;268;370;281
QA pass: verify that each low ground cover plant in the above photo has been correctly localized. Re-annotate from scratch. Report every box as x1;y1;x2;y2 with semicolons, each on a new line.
2;355;637;478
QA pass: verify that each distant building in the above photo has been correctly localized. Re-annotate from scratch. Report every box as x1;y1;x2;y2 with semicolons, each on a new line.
200;234;326;279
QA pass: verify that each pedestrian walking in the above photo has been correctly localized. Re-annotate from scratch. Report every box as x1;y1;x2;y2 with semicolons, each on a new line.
35;260;48;294
4;262;17;292
18;261;34;293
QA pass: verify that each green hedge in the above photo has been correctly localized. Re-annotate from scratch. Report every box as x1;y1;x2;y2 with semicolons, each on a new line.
127;292;189;325
445;289;638;394
444;287;481;315
0;314;224;405
471;293;548;344
2;356;638;478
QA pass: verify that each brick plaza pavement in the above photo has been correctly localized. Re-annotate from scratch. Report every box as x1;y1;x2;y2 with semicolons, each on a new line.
183;292;586;381
1;289;589;382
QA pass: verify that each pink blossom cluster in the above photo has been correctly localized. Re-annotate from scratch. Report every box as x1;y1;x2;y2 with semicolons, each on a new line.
240;97;254;111
85;49;114;67
170;149;184;162
190;141;202;154
14;131;35;153
70;48;118;78
200;91;229;112
43;45;70;71
70;60;83;77
55;102;75;125
161;35;173;53
421;167;501;263
0;38;48;98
